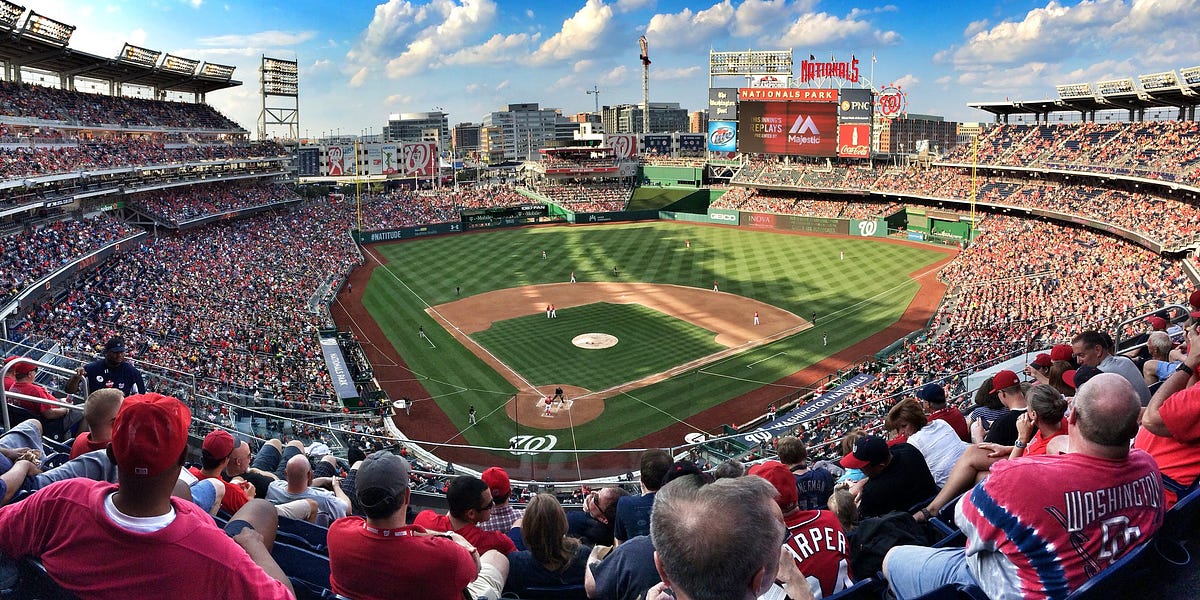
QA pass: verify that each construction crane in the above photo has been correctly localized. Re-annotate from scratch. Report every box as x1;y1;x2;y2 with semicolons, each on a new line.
639;36;650;134
586;84;601;115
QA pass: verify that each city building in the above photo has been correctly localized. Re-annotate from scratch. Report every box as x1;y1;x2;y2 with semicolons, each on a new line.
382;112;450;151
451;122;481;156
689;111;708;134
874;113;959;156
601;102;689;134
481;103;562;162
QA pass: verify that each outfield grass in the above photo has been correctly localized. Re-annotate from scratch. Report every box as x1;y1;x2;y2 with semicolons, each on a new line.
472;302;725;391
363;221;945;450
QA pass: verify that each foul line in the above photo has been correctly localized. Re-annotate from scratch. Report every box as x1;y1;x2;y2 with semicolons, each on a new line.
746;352;786;369
619;390;710;436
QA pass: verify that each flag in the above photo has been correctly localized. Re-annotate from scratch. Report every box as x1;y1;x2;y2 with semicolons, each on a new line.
809;54;815;60
872;53;877;63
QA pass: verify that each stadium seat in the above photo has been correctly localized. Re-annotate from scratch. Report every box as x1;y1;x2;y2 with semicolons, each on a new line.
0;558;78;600
909;582;989;600
271;541;332;591
824;576;887;600
513;583;588;599
277;515;330;549
1063;536;1155;599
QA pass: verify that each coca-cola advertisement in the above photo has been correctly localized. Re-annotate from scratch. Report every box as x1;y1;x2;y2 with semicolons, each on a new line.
837;124;871;158
737;101;837;156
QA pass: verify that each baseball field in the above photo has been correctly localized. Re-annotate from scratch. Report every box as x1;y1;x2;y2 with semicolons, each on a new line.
333;221;952;474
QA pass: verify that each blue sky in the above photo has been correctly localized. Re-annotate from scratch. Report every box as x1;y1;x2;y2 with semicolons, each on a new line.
22;0;1200;137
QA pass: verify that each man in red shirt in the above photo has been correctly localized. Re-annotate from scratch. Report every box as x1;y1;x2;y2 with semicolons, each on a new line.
69;389;123;459
189;429;255;512
7;359;80;436
414;475;518;556
917;382;969;442
750;461;852;598
0;392;294;599
328;451;508;600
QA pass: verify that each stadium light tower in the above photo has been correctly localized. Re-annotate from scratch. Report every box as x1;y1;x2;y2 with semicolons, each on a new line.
258;55;299;141
639;36;651;133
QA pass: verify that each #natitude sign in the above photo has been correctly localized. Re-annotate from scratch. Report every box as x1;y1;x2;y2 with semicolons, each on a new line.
737;101;837;156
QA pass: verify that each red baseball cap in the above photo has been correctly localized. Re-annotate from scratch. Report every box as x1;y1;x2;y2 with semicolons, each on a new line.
481;466;512;499
1146;316;1167;331
840;435;889;470
6;357;36;376
1189;290;1200;310
748;461;799;509
112;393;191;477
202;430;235;461
991;370;1020;393
1050;344;1074;363
1032;353;1052;368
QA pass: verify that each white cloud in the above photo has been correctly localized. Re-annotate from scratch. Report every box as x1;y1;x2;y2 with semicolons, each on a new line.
186;0;203;8
525;9;534;18
349;67;369;88
600;65;628;84
646;2;734;48
364;0;500;77
616;0;656;12
893;73;920;89
197;30;317;48
732;0;793;37
496;79;510;90
443;32;537;66
385;94;412;105
532;0;613;63
573;59;597;73
773;12;898;48
655;66;702;80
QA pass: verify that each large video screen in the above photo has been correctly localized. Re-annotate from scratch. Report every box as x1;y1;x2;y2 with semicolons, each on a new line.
737;101;837;156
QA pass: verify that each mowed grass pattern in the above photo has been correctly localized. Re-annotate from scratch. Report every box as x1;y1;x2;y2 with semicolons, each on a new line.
363;222;946;449
472;303;725;391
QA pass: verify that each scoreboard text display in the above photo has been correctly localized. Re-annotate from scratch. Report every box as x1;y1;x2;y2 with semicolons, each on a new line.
737;101;837;156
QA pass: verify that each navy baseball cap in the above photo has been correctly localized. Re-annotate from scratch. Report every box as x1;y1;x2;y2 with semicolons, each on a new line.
914;383;946;405
104;337;127;353
840;435;889;469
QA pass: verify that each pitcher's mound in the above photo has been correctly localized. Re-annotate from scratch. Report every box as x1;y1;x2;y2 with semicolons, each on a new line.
505;385;601;429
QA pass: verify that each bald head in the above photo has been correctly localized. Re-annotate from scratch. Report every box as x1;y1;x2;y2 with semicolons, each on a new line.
227;442;251;477
1073;373;1140;449
284;454;312;489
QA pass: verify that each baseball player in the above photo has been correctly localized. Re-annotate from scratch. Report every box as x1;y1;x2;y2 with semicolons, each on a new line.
543;397;553;417
570;271;576;283
823;332;828;346
754;311;760;326
468;405;477;425
713;280;719;292
550;304;557;318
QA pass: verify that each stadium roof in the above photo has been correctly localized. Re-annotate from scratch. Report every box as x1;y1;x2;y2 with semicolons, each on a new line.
968;70;1200;120
0;25;240;96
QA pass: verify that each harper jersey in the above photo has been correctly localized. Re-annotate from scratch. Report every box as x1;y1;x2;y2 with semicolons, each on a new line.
782;509;852;599
956;449;1164;600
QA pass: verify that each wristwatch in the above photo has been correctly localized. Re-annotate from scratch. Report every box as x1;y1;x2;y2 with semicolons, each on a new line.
1177;363;1195;378
1014;440;1028;449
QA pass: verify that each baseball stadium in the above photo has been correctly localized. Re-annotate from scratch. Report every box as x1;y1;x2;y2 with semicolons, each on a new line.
1;1;1200;599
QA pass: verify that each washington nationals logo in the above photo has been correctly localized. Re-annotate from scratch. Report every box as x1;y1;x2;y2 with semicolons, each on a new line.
608;135;634;159
857;220;878;236
507;434;558;455
403;143;432;175
877;85;907;120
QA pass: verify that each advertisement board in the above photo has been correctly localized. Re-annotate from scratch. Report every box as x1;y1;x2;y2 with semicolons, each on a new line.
381;144;399;175
838;88;873;123
707;121;738;152
737;88;837;102
342;146;357;176
707;87;738;121
737;101;837;156
837;124;871;158
850;218;887;237
367;145;383;176
708;208;739;224
739;212;849;234
297;148;321;177
401;142;436;176
750;75;787;88
678;134;705;155
605;134;637;159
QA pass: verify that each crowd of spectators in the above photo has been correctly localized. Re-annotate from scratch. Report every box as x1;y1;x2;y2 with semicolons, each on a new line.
0;80;242;130
0;136;286;180
355;184;533;231
132;181;300;225
532;180;631;212
0;215;141;306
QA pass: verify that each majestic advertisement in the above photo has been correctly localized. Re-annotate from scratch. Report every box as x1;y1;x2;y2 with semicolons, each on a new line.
737;101;837;156
707;121;738;152
707;87;738;120
381;144;399;175
605;134;637;159
837;124;871;158
838;88;873;123
749;74;787;88
401;142;436;176
737;88;837;102
326;145;345;176
643;135;672;155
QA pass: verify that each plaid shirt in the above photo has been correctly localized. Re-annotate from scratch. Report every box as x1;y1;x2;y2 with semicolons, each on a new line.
479;502;523;532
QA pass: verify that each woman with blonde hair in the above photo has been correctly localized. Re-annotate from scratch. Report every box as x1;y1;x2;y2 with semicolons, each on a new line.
504;493;591;597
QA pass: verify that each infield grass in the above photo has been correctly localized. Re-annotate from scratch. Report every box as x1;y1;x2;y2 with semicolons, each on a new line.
362;221;946;450
472;302;725;391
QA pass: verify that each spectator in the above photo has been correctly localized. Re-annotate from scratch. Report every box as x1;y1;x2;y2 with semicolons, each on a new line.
65;336;146;398
1141;331;1180;386
1073;330;1152;406
841;435;937;519
1136;326;1200;508
885;398;968;488
613;448;672;543
266;453;350;526
0;392;294;599
568;485;628;547
479;466;522;532
504;493;591;596
776;435;834;511
414;475;518;556
327;450;508;600
917;382;969;442
647;475;813;600
885;374;1164;599
750;461;853;598
68;388;123;459
6;359;79;436
978;371;1029;445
